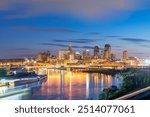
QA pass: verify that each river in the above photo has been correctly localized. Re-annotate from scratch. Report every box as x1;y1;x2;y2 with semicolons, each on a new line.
0;69;122;100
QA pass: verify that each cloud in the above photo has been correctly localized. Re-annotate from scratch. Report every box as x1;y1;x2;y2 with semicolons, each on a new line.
1;0;149;19
0;5;10;11
139;44;150;48
112;45;122;48
40;43;68;48
19;54;36;57
13;48;32;51
82;46;93;49
120;38;150;43
13;26;78;33
106;35;120;38
40;43;94;49
87;32;102;35
52;38;97;44
130;52;144;55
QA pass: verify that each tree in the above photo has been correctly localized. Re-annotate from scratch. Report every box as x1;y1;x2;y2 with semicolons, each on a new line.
0;68;6;77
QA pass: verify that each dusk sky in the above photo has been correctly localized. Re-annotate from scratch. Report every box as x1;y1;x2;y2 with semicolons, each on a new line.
0;0;150;59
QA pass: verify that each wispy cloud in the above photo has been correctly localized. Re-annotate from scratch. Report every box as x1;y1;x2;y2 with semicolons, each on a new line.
40;43;94;49
106;35;120;38
120;38;150;43
40;43;68;48
139;44;150;48
82;46;93;49
1;0;149;19
13;26;78;33
19;54;36;57
130;52;144;55
87;32;102;35
52;38;97;44
112;45;122;48
13;48;32;51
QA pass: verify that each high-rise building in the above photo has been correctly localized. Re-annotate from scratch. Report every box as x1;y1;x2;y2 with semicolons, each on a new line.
94;45;100;58
37;51;50;62
103;50;109;60
82;50;90;59
123;50;128;62
68;44;73;54
104;44;111;59
59;49;70;60
69;54;75;60
111;54;116;60
100;50;104;59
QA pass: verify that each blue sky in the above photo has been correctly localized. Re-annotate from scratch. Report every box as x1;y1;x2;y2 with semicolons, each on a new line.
0;0;150;59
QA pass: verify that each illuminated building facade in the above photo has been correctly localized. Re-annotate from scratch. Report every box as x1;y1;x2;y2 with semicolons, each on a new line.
74;52;82;60
37;51;50;62
59;49;70;60
104;44;111;59
111;54;116;60
123;50;128;62
82;50;90;59
68;44;73;54
103;50;109;60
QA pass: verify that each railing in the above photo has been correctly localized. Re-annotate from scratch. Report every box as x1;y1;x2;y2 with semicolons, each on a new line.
115;86;150;100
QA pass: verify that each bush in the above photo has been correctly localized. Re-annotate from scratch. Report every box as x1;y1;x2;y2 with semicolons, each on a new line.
0;68;6;77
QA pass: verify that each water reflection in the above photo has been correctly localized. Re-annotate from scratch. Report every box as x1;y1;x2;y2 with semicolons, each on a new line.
0;69;122;100
26;70;122;100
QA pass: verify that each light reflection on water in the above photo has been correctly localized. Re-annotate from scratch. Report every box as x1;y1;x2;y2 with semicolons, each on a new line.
0;70;122;100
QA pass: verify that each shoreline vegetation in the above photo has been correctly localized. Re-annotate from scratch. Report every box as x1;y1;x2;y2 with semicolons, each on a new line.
0;68;7;77
99;68;150;100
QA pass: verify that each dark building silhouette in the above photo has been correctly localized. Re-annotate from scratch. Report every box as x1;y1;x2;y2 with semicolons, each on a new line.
94;46;100;58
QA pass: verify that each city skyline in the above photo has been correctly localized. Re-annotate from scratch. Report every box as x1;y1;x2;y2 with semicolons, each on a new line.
1;0;150;59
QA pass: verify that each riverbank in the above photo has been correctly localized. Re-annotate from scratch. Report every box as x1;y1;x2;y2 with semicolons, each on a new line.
99;68;150;100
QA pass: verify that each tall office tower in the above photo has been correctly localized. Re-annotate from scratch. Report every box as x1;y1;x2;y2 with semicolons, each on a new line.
104;44;111;59
37;52;43;62
111;54;116;60
94;45;100;58
46;51;50;57
69;54;75;60
37;51;50;62
82;50;90;59
59;49;70;60
123;50;128;62
68;44;73;54
103;50;109;60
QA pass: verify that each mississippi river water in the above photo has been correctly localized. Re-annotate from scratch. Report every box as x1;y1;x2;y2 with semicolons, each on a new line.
0;70;122;100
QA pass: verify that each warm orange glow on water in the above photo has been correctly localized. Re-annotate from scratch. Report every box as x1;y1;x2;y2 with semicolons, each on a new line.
0;69;122;100
28;70;122;100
